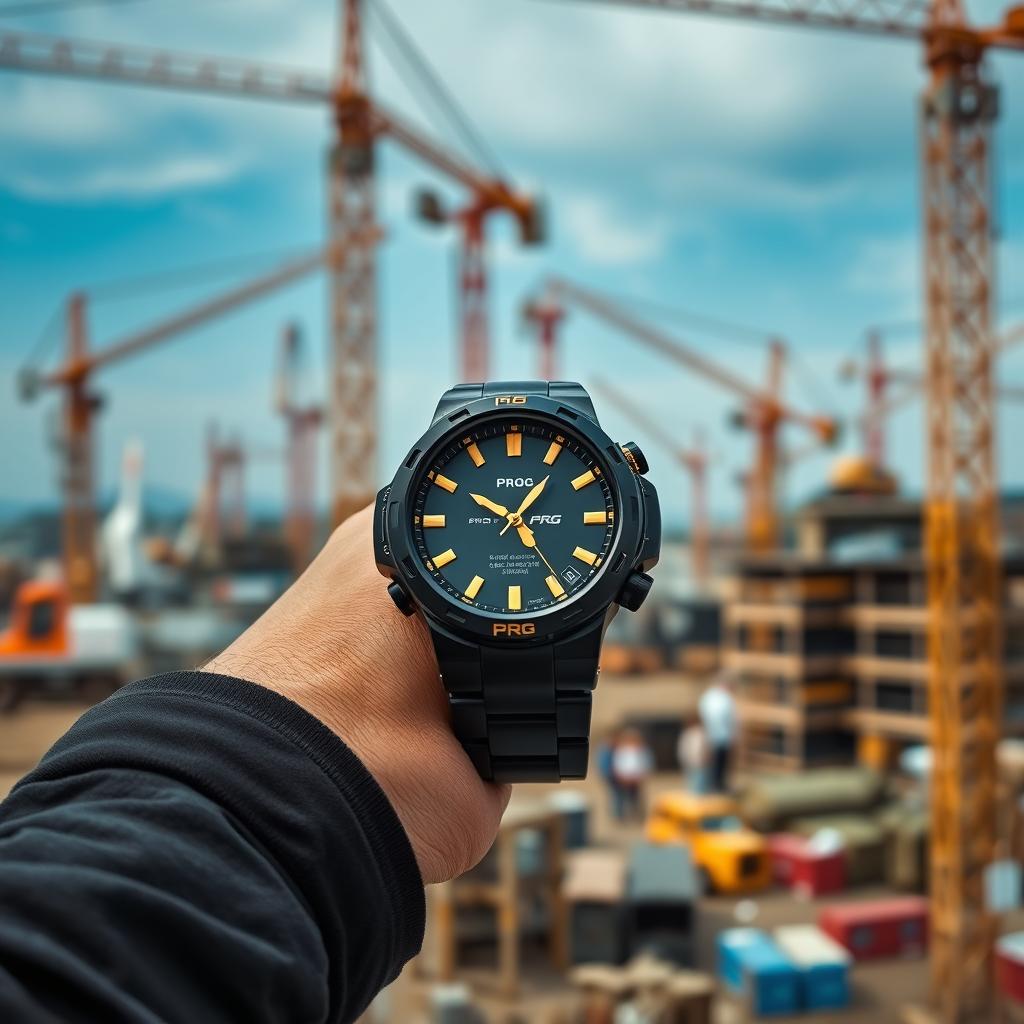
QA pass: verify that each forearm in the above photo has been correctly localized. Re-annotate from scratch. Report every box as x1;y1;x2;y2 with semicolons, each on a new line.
0;671;425;1024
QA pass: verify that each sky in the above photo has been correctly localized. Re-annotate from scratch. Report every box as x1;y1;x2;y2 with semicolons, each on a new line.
1;0;1023;531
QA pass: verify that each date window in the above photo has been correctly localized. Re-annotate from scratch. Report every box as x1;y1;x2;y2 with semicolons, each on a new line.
561;565;582;586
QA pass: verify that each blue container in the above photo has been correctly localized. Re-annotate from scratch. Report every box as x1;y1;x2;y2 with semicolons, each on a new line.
548;790;590;849
718;929;800;1017
801;961;849;1011
774;924;852;1011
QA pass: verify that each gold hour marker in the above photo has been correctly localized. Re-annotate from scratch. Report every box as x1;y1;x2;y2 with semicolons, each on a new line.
573;546;598;566
423;514;446;528
506;431;522;457
543;441;562;465
545;574;565;598
434;473;458;493
571;469;596;491
433;548;457;569
508;585;522;611
465;575;484;600
466;443;485;467
583;511;607;525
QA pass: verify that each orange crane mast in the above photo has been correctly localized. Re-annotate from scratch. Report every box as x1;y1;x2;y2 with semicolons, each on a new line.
0;0;542;526
274;323;324;574
521;287;567;380
201;423;247;551
417;190;544;380
592;377;710;588
572;5;1022;1013
548;276;837;553
18;245;339;603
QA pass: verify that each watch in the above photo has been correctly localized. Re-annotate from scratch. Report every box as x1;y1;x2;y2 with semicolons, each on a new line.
373;381;661;783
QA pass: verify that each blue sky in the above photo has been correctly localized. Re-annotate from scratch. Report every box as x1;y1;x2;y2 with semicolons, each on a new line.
1;0;1023;530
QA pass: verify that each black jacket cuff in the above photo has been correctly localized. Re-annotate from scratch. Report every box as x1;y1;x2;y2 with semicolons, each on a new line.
18;670;426;1019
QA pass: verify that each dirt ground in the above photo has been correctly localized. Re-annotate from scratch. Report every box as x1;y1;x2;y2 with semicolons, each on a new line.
0;679;1019;1024
0;700;90;797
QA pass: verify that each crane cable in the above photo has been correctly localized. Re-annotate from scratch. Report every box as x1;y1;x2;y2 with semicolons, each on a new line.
366;0;507;182
84;243;319;303
596;287;779;350
20;243;319;375
22;300;65;371
0;0;148;16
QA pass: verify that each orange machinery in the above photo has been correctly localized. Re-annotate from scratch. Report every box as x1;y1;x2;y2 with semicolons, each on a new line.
0;580;136;711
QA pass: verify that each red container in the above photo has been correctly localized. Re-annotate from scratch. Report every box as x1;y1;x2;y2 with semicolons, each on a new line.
997;933;1024;1003
769;834;845;898
818;897;928;961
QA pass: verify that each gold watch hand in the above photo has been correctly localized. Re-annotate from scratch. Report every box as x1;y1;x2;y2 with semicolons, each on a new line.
469;492;510;519
499;475;550;536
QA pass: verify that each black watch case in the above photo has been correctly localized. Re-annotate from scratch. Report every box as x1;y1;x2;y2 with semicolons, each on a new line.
374;390;660;645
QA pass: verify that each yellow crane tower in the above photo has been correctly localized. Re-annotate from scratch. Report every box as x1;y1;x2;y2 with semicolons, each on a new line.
564;2;1023;1016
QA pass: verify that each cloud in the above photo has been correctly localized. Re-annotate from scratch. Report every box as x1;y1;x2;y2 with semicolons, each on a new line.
844;234;919;313
0;78;129;146
563;194;669;266
5;153;242;200
656;161;860;213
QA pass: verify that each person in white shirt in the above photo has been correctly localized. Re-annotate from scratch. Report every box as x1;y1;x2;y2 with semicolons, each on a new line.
698;673;738;792
612;728;653;822
677;713;710;795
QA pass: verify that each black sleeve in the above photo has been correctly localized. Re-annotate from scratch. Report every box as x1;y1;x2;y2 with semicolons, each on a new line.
0;671;425;1024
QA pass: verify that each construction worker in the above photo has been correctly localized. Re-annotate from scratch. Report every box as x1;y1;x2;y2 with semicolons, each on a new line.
0;506;508;1024
699;672;738;793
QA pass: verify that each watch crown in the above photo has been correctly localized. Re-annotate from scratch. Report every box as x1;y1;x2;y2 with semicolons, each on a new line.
620;441;649;476
619;570;654;612
387;581;416;617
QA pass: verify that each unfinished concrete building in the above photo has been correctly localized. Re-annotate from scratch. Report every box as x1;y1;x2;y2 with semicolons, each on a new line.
722;494;1024;772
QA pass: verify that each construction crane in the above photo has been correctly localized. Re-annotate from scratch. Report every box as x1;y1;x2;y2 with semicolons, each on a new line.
274;322;323;574
563;4;1022;1011
842;323;1024;469
592;377;710;588
548;276;838;553
521;286;567;380
417;191;545;381
18;245;338;603
0;0;543;525
202;423;247;552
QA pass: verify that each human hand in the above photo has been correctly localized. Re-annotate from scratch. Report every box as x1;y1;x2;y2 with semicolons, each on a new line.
204;505;510;884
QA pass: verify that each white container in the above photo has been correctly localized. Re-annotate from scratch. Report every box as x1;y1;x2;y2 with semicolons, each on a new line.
775;924;852;967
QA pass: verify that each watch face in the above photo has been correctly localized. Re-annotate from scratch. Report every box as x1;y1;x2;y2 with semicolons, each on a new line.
411;416;617;615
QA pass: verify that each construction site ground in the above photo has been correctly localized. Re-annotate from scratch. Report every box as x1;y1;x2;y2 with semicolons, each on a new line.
1;676;1020;1024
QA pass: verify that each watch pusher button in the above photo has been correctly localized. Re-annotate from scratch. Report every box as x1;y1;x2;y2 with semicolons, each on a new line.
619;570;654;612
619;441;649;475
387;581;416;616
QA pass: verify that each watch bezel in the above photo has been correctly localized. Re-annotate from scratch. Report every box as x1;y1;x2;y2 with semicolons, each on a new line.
376;392;649;643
